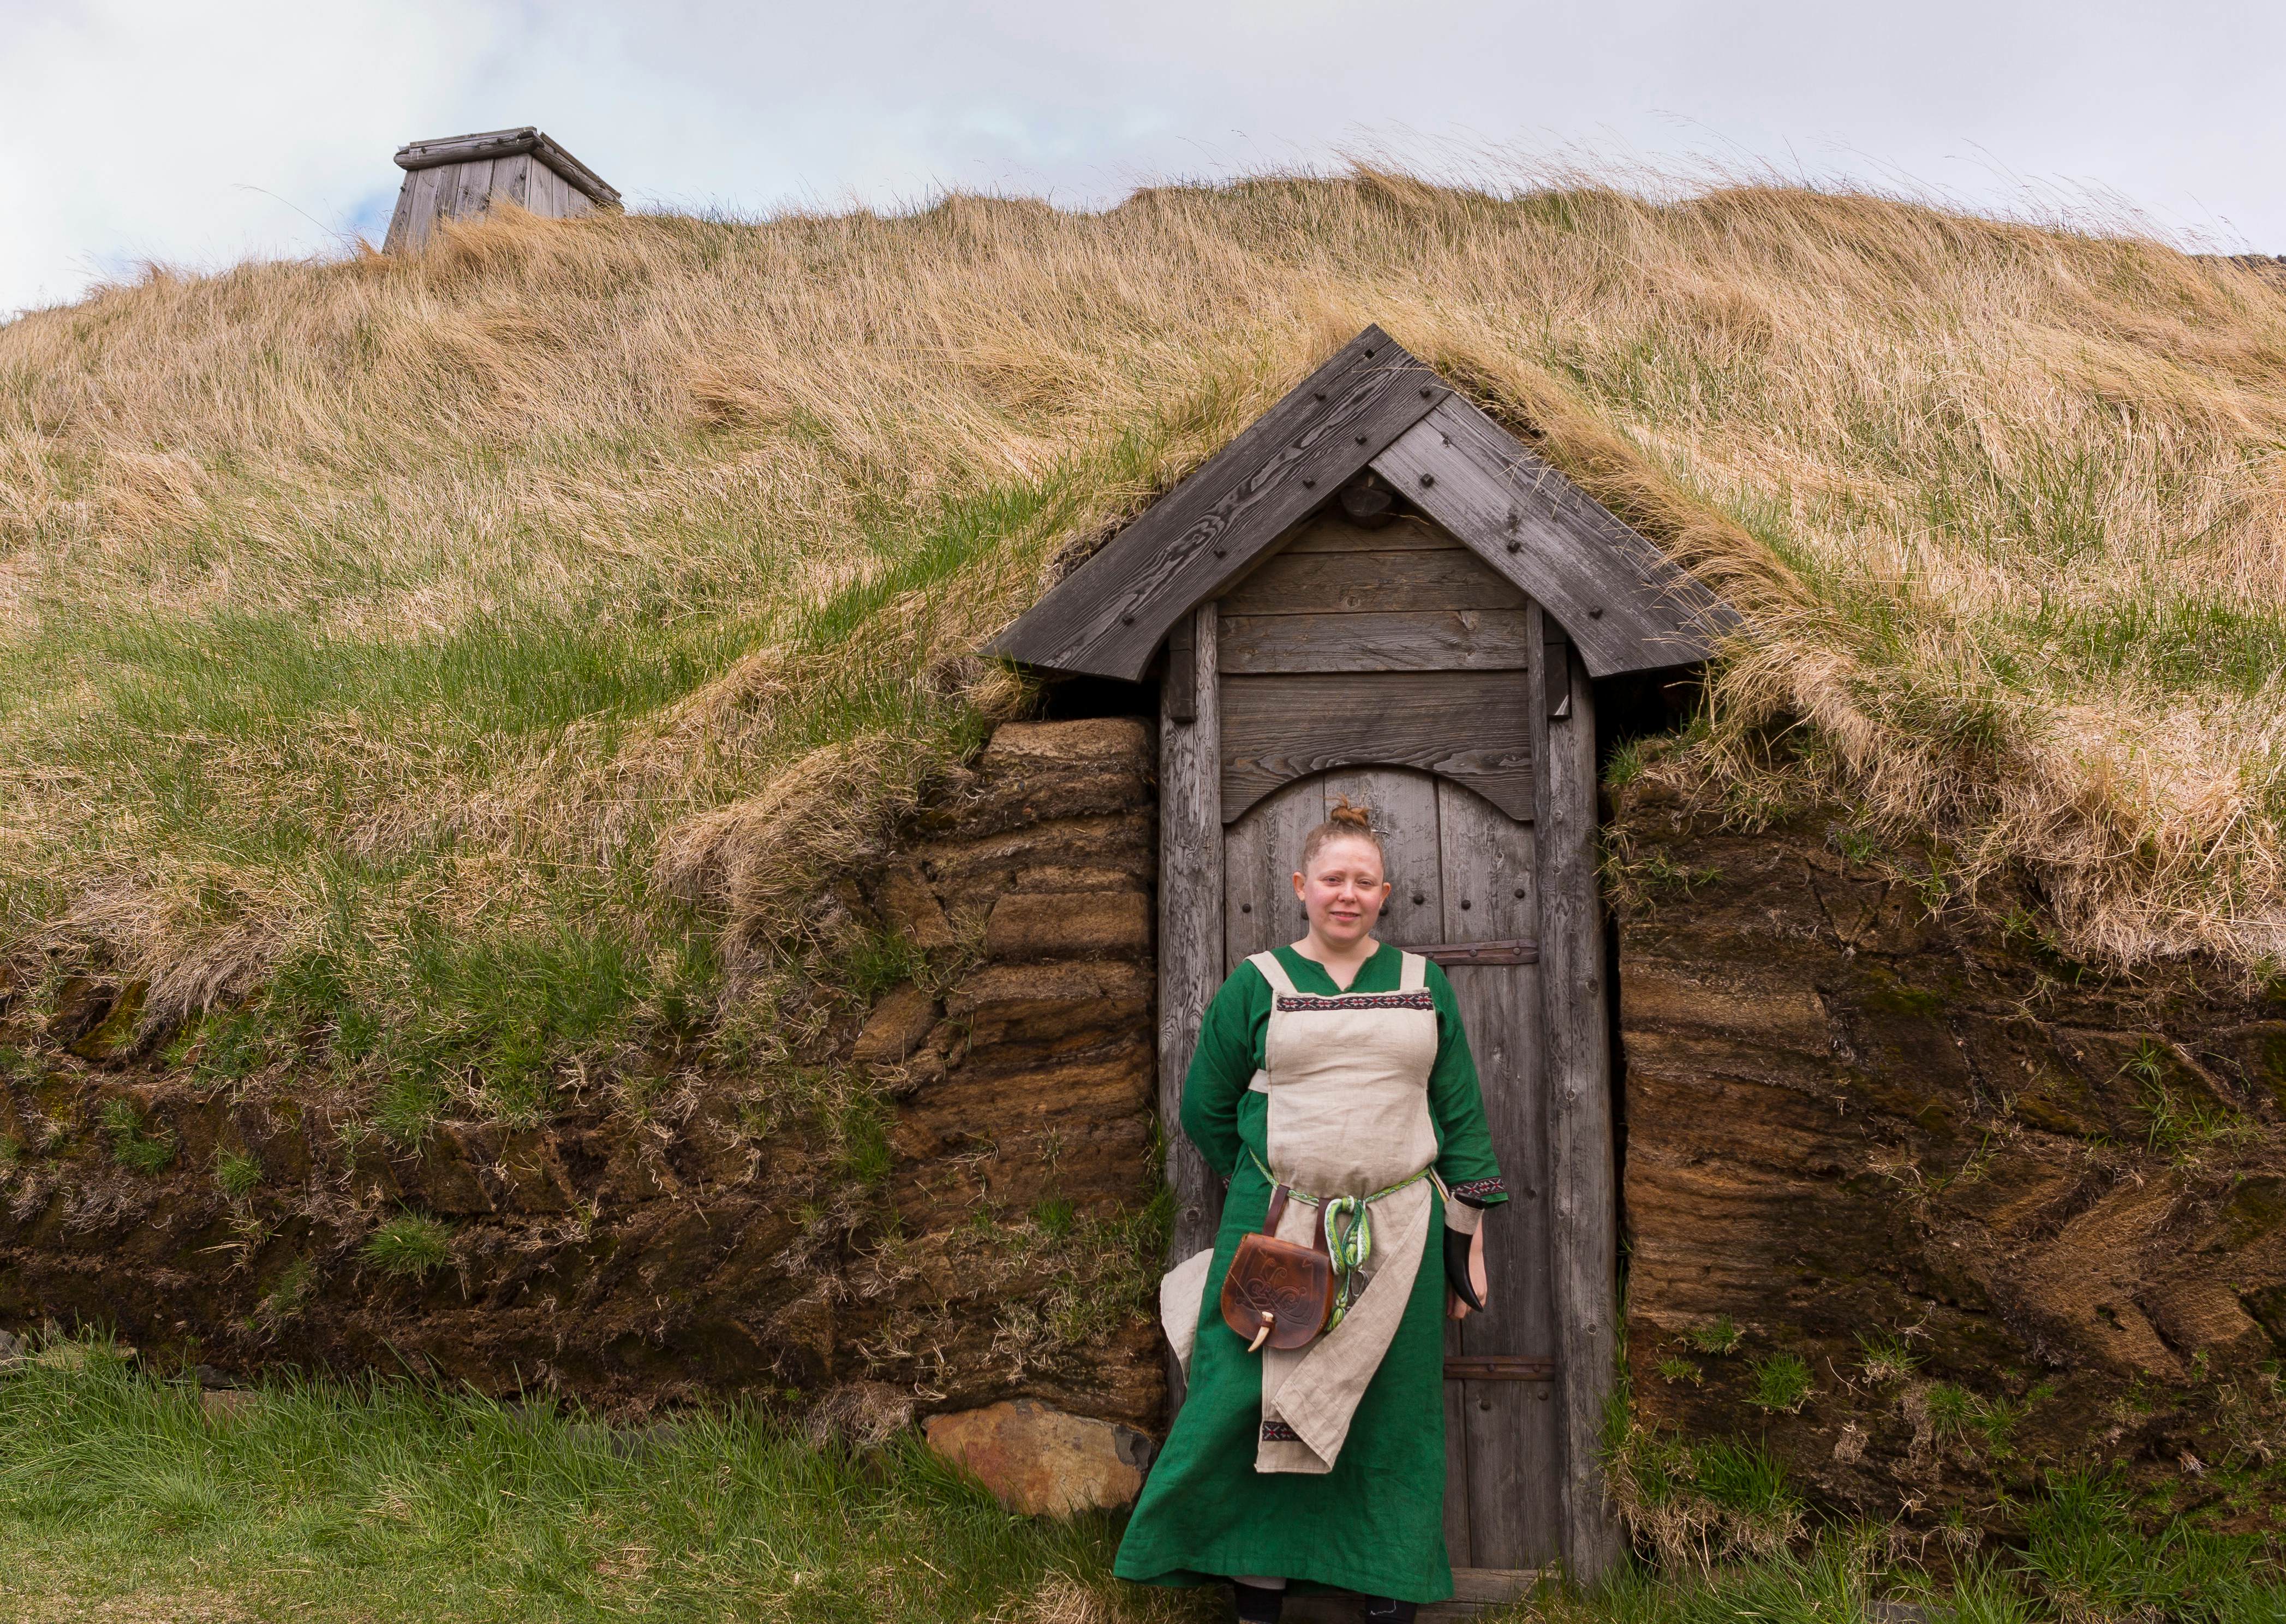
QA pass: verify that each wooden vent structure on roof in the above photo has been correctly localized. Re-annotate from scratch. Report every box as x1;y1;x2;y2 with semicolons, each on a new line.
989;327;1728;1592
383;128;620;254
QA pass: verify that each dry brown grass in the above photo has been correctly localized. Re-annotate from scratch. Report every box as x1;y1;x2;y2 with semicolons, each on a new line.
3;170;2283;1100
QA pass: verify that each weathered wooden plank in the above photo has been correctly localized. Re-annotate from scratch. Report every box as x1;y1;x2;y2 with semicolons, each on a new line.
1320;766;1441;952
1163;617;1196;723
493;150;533;208
1371;395;1727;677
1218;547;1527;618
396;127;539;168
532;161;566;217
1444;1317;1473;1568
1159;604;1224;1414
1223;773;1321;969
559;174;596;218
1446;1356;1555;1380
1221;673;1533;823
1280;514;1459;554
452;157;497;223
400;164;446;252
1448;1569;1540;1605
1544;623;1574;719
1219;609;1535;674
383;173;419;254
1439;773;1561;1569
988;327;1449;680
1530;607;1624;1581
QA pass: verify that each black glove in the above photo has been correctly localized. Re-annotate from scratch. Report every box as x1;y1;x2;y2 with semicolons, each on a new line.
1443;1225;1484;1312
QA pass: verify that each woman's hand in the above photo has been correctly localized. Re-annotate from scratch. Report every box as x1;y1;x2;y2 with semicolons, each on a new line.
1448;1225;1489;1320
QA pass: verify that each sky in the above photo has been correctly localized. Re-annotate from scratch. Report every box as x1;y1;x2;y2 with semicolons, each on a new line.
3;0;2282;318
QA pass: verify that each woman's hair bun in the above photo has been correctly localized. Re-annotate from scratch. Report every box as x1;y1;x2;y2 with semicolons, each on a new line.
1299;793;1386;872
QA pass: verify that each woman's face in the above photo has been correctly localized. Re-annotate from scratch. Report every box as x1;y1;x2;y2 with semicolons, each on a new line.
1292;835;1391;950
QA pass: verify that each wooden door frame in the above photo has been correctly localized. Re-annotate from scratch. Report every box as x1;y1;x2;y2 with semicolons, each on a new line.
1527;603;1623;1581
1159;600;1227;1367
1155;600;1622;1581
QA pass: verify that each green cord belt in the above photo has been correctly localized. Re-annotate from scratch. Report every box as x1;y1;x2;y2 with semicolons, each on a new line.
1246;1149;1438;1330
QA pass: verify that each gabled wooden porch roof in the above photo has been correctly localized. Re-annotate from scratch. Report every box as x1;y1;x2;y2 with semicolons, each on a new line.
988;326;1728;682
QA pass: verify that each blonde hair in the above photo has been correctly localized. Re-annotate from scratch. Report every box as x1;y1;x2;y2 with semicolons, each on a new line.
1298;795;1386;874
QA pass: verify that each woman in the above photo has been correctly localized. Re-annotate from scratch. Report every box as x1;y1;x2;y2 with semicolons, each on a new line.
1115;798;1506;1622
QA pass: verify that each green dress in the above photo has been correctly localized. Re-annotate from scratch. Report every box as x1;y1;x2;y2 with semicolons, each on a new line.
1114;941;1508;1604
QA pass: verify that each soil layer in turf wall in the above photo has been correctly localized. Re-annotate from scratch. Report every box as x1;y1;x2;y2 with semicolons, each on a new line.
0;719;1165;1437
1613;762;2286;1533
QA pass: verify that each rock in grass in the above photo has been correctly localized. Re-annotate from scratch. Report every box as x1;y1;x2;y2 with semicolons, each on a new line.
922;1399;1153;1517
200;1388;261;1424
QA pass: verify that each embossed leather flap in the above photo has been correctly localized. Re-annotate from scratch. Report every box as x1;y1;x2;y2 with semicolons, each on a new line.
1219;1185;1333;1353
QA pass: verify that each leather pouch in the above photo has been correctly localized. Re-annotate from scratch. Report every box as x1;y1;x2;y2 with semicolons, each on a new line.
1220;1186;1333;1353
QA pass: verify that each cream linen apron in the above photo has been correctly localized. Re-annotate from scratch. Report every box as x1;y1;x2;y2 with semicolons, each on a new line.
1161;947;1483;1475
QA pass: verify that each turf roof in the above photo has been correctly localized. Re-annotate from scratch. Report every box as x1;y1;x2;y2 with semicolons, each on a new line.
3;170;2283;1113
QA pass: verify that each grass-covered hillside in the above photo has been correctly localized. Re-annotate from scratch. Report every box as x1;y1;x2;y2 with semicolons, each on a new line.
3;1336;2281;1622
4;175;2285;1124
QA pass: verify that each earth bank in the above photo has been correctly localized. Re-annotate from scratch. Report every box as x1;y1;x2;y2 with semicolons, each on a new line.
6;714;2284;1532
0;719;1165;1504
1611;756;2286;1539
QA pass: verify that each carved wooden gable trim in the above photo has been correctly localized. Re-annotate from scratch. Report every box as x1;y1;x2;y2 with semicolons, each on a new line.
987;325;1728;682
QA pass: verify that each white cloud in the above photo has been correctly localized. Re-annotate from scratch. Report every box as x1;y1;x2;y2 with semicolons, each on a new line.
3;0;2280;317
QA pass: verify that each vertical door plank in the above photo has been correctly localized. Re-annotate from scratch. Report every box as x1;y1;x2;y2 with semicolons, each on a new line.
1443;1316;1473;1568
1320;766;1441;952
1159;605;1225;1413
1531;613;1624;1581
1437;775;1562;1567
1225;775;1324;970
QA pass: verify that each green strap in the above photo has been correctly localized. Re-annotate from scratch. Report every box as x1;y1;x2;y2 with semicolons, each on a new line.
1246;1150;1430;1330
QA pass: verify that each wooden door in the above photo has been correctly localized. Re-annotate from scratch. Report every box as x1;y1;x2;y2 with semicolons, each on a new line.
1155;508;1620;1584
1223;769;1559;1570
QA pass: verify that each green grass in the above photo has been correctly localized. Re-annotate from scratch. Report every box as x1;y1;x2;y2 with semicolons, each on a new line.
213;1149;262;1199
1923;1382;2032;1461
2134;1062;2257;1161
256;1257;316;1328
1746;1353;1812;1415
0;1336;1180;1624
2;1341;2282;1623
1543;1514;2286;1624
2014;1470;2285;1624
1687;1317;1744;1357
1610;1426;1808;1565
361;1215;453;1279
1855;1330;1921;1384
99;1098;176;1175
